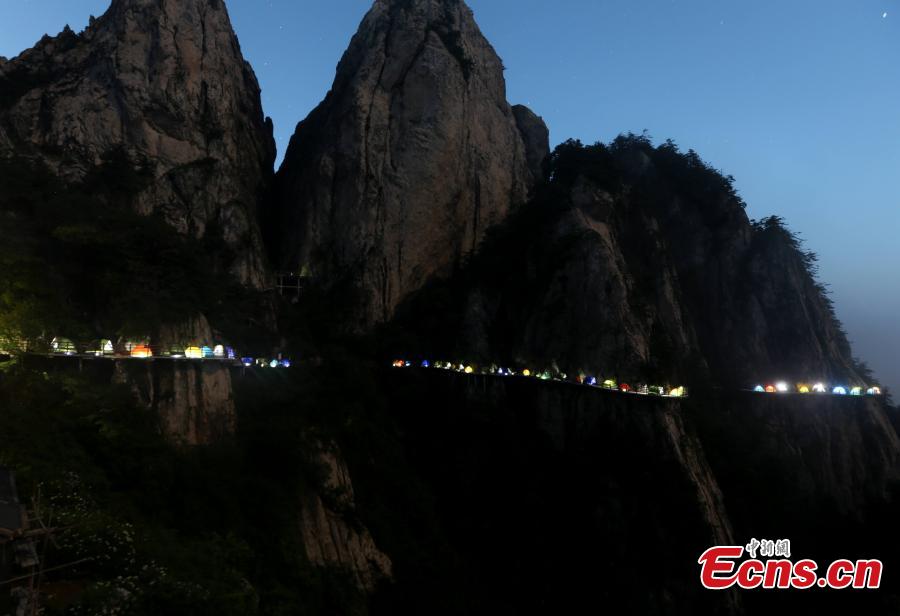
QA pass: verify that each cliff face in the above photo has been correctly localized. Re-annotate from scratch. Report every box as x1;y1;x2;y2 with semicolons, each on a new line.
0;0;275;288
399;138;864;389
511;104;550;181
299;447;393;593
692;391;900;614
696;392;900;521
116;360;237;446
379;368;741;614
378;369;900;614
275;0;543;326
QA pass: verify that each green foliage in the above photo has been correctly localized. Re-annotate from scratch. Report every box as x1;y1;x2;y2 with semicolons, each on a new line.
0;155;267;348
750;214;856;362
387;133;863;388
0;361;376;615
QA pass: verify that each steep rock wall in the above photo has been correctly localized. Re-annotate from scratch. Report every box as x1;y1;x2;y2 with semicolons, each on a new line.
381;368;741;614
299;446;393;593
114;360;236;446
0;0;275;287
276;0;540;326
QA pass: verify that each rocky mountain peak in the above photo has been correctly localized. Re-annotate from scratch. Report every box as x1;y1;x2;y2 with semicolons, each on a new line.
0;0;275;288
275;0;544;326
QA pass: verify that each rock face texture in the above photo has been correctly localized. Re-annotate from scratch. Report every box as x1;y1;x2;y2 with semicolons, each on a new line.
299;447;393;592
114;360;236;446
382;368;742;614
383;368;900;614
275;0;540;325
696;392;900;523
691;391;900;614
511;104;550;181
0;0;275;288
403;139;866;389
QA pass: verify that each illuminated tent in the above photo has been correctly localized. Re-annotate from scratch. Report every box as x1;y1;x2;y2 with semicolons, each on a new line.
213;345;226;358
765;385;776;393
130;344;152;358
812;383;827;393
754;385;765;393
602;379;617;389
669;387;686;398
867;387;882;396
51;337;77;355
185;346;203;359
88;339;115;356
619;383;632;392
833;386;847;395
850;387;863;396
798;384;811;394
201;346;214;358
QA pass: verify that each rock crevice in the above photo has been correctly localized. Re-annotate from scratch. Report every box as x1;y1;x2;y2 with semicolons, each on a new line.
0;0;276;288
275;0;544;326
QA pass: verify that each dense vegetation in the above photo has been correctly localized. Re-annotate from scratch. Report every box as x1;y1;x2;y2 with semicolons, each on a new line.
0;131;892;615
385;134;869;389
0;351;748;615
0;154;271;352
0;356;382;614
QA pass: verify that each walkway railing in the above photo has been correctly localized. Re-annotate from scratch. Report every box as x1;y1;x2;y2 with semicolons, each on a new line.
0;337;292;370
391;359;688;398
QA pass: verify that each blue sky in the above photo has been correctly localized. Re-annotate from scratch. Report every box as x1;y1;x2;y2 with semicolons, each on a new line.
1;0;897;392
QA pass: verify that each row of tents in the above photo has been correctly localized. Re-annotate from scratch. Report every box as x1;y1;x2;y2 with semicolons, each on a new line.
753;382;882;396
0;337;292;369
391;359;688;398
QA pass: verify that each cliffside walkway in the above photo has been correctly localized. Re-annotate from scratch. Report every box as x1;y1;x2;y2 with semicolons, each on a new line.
390;359;688;399
0;340;883;400
0;338;292;370
390;360;885;400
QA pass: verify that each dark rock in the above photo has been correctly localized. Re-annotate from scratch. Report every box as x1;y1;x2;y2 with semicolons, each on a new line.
0;0;275;288
512;104;550;181
275;0;535;326
398;140;865;388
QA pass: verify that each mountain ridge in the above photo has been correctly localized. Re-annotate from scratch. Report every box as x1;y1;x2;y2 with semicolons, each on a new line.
0;1;897;614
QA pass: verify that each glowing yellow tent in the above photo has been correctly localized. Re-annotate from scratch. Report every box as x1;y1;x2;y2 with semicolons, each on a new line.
51;337;77;355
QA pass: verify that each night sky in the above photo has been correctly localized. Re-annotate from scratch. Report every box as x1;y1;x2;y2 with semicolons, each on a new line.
2;0;897;393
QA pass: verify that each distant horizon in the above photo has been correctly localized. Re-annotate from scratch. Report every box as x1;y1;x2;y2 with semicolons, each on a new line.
2;0;897;393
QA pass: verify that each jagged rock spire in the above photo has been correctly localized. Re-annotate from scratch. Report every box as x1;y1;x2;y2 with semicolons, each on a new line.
0;0;275;288
275;0;545;326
